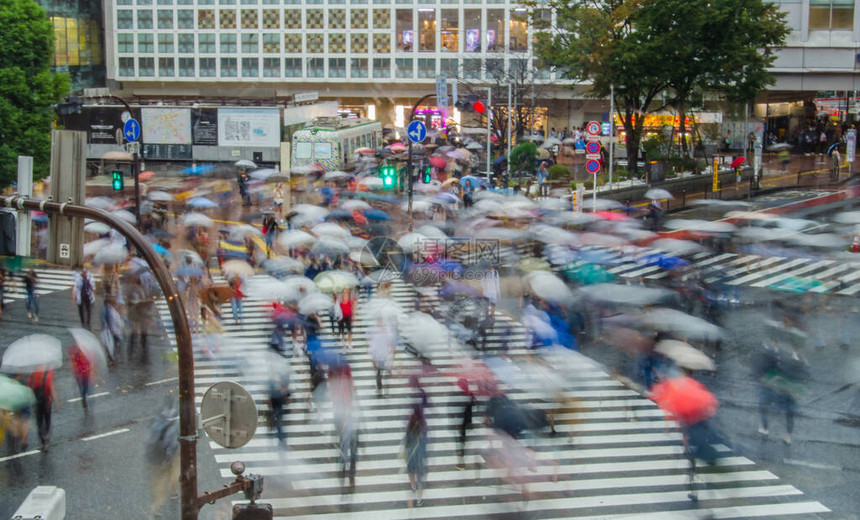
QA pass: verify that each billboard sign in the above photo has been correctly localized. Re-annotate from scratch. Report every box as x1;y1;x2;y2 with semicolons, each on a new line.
142;108;192;145
192;108;219;146
218;108;281;148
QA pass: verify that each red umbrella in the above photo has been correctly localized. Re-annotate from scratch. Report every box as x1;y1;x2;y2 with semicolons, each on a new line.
390;142;407;153
592;210;630;222
730;156;746;169
442;362;502;397
428;156;447;169
649;376;719;425
139;170;155;181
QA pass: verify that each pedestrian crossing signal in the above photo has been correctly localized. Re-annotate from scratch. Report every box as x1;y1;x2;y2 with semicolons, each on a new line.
422;166;432;184
379;165;397;189
112;170;124;191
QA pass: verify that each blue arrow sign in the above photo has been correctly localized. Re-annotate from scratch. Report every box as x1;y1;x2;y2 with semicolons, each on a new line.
407;120;427;144
124;118;141;142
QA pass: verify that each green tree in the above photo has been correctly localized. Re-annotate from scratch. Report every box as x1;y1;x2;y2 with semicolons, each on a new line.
532;0;787;174
0;0;68;187
509;141;537;183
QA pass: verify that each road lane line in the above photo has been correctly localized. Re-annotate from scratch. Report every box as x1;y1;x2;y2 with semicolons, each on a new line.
0;449;40;462
81;428;130;442
67;391;109;403
145;376;179;386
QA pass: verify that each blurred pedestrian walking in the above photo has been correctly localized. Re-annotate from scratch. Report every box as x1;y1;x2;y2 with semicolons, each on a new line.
27;367;58;452
229;274;245;326
144;403;180;518
68;345;94;411
367;317;396;396
403;404;428;506
268;376;291;450
337;288;355;348
23;267;39;322
73;265;96;329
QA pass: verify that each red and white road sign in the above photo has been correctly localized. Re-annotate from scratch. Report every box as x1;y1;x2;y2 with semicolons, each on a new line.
585;141;601;154
585;153;601;160
586;159;601;173
586;121;601;137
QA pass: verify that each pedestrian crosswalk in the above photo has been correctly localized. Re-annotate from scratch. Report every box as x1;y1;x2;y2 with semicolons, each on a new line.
0;266;89;305
161;273;832;519
572;245;860;296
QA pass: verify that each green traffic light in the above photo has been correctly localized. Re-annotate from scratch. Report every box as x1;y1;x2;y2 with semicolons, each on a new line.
112;171;124;191
422;167;432;184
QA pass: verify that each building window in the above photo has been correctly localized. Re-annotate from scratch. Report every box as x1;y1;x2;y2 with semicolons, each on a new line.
418;9;435;52
242;57;259;76
138;33;154;53
198;10;216;29
486;58;504;79
221;57;237;76
138;0;152;5
373;0;389;3
440;58;457;77
329;0;345;4
117;0;132;4
241;33;258;52
158;0;172;4
285;57;302;76
199;0;214;4
139;57;155;76
810;0;854;30
158;34;174;53
159;57;174;76
372;8;389;28
220;9;237;29
138;10;153;29
263;9;280;28
307;34;324;52
220;33;237;53
284;9;301;28
329;33;346;53
307;57;324;77
329;57;346;77
241;9;258;28
178;0;192;4
440;9;458;52
178;9;194;28
487;9;505;53
351;9;367;29
417;58;435;77
463;58;481;79
157;9;173;29
263;34;280;53
307;9;325;28
373;57;390;78
509;8;528;52
118;33;134;53
199;33;216;53
263;57;280;76
219;0;235;4
396;10;413;51
351;58;368;77
373;33;390;53
117;10;133;29
395;57;413;78
241;0;257;4
284;33;302;52
178;34;194;53
351;33;368;53
329;8;346;28
464;9;481;52
199;57;216;76
119;57;135;76
179;57;195;76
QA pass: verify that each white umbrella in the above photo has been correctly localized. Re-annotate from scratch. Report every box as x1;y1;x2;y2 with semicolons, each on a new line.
539;198;570;212
93;243;128;265
84;221;111;235
582;198;624;210
68;328;108;374
397;232;428;253
248;168;279;180
465;141;484;151
664;219;737;234
473;199;505;213
357;176;384;190
85;197;115;211
235;159;257;169
293;204;330;219
834;211;860;225
181;212;214;227
400;200;434;214
147;190;175;202
323;170;353;181
413;182;441;194
650;238;706;256
360;297;406;322
645;188;673;200
261;256;305;276
415;225;447;240
222;260;255;279
526;271;573;304
578;284;674;305
400;312;449;354
541;137;562;149
245;276;292;301
1;334;63;373
530;224;580;246
787;233;845;249
83;238;111;257
655;340;716;371
229;224;262;241
314;270;360;293
290;165;323;175
474;190;505;202
562;137;577;144
345;236;368;251
298;293;332;315
277;230;317;249
310;236;350;257
525;134;545;142
340;199;371;212
113;209;137;224
312;222;351;239
641;308;724;341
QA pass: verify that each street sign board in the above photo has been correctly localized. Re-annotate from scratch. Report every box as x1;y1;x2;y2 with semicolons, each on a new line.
294;91;319;103
123;118;140;142
200;381;258;449
59;243;69;258
451;78;459;107
601;122;611;136
407;120;427;143
847;129;856;163
585;141;601;154
585;153;601;160
712;156;720;191
586;121;601;137
436;77;449;117
586;159;601;173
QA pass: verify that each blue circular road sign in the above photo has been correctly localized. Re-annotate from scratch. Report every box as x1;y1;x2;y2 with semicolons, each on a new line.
407;120;427;143
123;118;141;142
586;141;601;154
586;159;601;173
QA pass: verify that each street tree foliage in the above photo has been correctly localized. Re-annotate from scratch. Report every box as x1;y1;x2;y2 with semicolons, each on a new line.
0;0;69;187
509;141;538;177
531;0;788;173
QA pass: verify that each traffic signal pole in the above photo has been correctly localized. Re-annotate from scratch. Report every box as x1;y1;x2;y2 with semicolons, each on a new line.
107;95;143;230
407;93;437;231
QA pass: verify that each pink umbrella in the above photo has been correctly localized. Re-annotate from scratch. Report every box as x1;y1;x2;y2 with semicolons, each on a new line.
428;156;447;169
390;142;407;153
139;171;155;182
593;210;631;222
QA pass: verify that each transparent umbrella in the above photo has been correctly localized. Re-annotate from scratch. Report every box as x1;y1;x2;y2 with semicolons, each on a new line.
84;221;111;234
68;328;108;374
83;238;111;258
578;283;674;306
181;212;214;227
222;260;255;279
93;243;128;265
640;308;724;341
277;230;316;249
314;270;360;293
298;293;332;315
526;271;573;304
312;222;351;239
1;334;63;373
654;340;717;371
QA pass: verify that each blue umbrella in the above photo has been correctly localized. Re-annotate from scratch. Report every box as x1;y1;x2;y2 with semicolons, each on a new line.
434;258;463;272
324;209;354;222
493;156;508;166
187;197;218;209
150;243;169;257
460;175;489;188
32;213;49;224
177;264;204;278
355;192;400;203
182;164;215;175
364;209;391;221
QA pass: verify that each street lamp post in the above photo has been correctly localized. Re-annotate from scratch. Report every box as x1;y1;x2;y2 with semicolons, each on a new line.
485;87;492;176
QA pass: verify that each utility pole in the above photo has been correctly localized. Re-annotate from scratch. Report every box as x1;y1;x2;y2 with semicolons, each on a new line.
609;84;615;191
407;93;436;230
507;83;512;171
107;95;143;230
486;86;493;175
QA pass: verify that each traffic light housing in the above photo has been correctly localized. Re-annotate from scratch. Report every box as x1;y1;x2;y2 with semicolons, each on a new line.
422;166;432;184
455;94;486;114
379;165;397;189
112;170;124;191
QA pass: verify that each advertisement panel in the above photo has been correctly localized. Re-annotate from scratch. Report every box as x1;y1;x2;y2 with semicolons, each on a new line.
192;108;219;146
61;107;126;144
218;108;281;148
141;108;192;144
